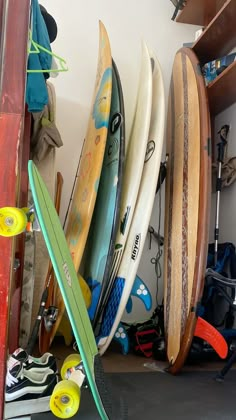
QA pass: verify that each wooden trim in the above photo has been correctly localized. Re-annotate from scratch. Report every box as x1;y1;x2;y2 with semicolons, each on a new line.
176;0;226;26
208;61;236;116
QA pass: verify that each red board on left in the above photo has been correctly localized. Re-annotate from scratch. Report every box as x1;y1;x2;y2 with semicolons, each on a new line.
0;0;31;417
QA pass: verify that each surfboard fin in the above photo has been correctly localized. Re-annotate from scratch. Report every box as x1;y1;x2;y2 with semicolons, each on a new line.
194;316;228;359
125;275;152;313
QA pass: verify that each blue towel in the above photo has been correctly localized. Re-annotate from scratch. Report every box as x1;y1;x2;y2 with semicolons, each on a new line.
26;0;52;112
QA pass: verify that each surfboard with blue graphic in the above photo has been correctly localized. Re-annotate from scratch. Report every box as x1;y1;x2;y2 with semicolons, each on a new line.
84;59;125;329
51;21;112;342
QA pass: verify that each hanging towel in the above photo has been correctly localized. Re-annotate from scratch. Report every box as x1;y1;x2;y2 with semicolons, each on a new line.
30;81;63;162
26;0;52;112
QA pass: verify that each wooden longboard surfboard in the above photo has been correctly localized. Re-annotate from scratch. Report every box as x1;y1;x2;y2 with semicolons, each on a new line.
164;47;211;374
52;21;112;341
98;48;165;355
83;58;125;329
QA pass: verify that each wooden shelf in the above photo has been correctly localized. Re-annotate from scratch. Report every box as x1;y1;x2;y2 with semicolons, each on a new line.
176;0;226;26
193;0;236;64
208;60;236;115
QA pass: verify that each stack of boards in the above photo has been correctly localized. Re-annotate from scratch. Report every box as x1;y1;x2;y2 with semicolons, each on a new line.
39;21;166;358
75;37;165;354
97;43;165;355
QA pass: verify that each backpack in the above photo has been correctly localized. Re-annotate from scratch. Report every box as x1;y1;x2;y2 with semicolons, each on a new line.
125;305;164;358
201;242;236;330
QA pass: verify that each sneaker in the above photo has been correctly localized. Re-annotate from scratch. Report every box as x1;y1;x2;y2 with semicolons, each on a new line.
4;359;57;419
8;347;57;374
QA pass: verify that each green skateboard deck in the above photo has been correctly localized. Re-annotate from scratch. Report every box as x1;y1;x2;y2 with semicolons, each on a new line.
28;160;112;419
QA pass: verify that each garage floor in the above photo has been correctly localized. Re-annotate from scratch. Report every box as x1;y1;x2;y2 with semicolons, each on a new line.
28;339;236;419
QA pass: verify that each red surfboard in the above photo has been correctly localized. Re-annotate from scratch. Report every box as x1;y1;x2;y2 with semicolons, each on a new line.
0;1;30;416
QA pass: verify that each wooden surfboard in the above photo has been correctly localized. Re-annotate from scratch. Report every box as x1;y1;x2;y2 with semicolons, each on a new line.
164;47;211;374
53;20;112;341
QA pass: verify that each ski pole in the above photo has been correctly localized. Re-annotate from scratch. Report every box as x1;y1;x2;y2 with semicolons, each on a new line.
214;124;229;266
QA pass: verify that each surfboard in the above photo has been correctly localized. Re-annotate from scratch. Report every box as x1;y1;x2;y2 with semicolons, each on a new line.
53;20;112;341
164;47;211;374
83;58;125;329
65;20;112;270
98;48;165;355
97;43;155;353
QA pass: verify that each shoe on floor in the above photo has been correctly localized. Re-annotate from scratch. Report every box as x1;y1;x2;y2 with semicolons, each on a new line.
4;358;57;419
8;347;57;373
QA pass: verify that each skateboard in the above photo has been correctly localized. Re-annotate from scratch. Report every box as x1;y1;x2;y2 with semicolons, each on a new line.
0;161;124;419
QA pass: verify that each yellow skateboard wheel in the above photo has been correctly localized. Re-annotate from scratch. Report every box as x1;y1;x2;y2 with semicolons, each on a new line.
50;379;80;419
61;354;82;380
0;207;27;237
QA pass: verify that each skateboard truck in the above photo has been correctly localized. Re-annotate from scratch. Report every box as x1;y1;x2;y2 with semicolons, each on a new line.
61;354;87;389
25;206;41;232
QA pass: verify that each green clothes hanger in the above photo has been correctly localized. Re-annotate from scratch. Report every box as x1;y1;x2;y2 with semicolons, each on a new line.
27;30;69;73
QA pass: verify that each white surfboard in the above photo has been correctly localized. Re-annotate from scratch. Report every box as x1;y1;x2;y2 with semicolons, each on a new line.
98;48;165;355
94;41;152;332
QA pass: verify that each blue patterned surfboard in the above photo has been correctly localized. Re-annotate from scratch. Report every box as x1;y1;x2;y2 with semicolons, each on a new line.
84;59;125;330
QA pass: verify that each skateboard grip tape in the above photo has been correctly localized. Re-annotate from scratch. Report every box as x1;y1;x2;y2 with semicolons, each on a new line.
94;354;128;419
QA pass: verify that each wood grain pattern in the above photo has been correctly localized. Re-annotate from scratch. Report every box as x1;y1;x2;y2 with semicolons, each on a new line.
164;47;211;374
8;110;31;354
0;0;30;416
193;0;236;64
176;0;226;26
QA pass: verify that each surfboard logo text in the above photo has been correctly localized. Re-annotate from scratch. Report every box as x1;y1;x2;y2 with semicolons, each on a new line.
131;234;141;260
63;262;72;287
110;112;122;134
145;141;155;162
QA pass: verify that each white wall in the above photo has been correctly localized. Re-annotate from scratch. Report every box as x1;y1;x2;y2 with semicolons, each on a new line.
41;0;200;322
210;103;236;245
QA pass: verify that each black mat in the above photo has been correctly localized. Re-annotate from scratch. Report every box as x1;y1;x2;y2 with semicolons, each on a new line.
32;369;236;419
